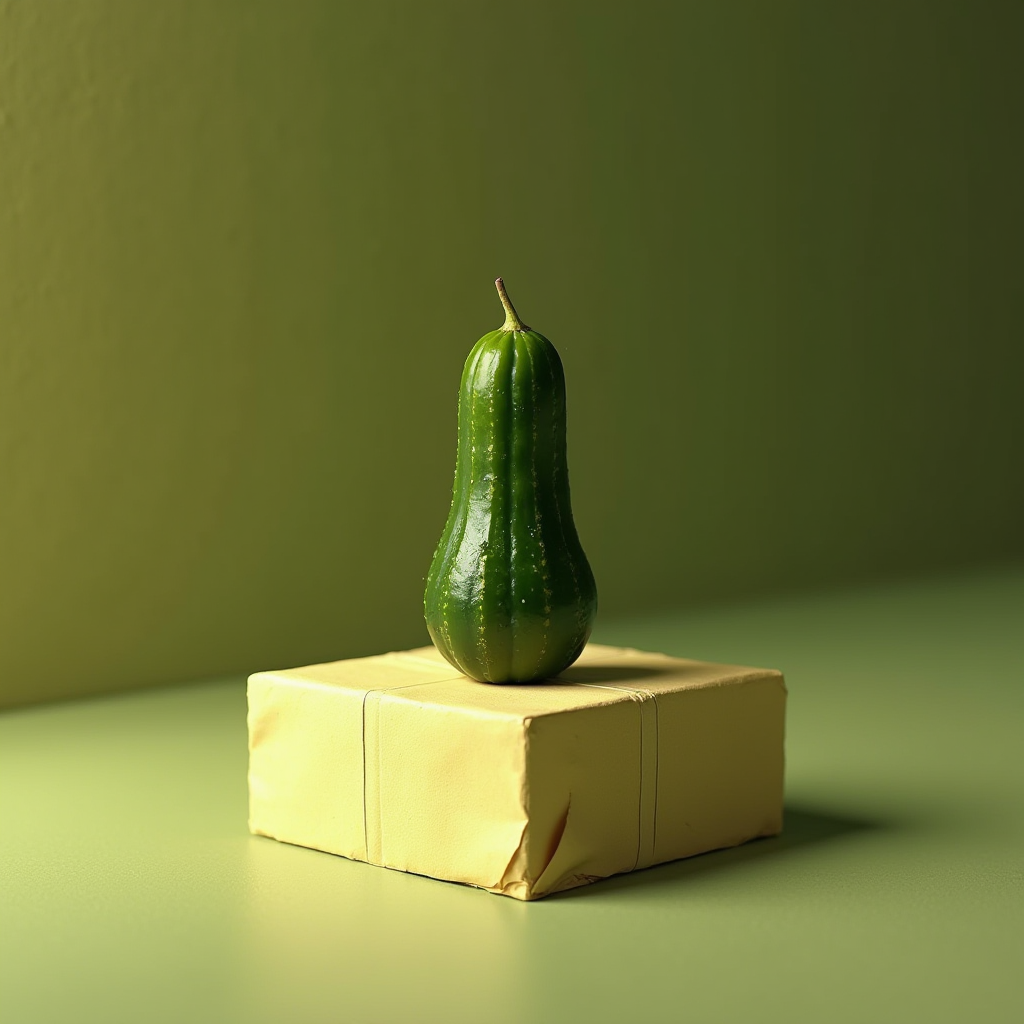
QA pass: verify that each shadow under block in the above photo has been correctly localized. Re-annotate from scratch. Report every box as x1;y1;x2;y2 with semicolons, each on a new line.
247;644;786;900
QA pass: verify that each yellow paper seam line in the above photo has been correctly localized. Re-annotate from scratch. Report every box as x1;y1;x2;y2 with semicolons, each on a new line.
573;682;660;871
360;680;442;864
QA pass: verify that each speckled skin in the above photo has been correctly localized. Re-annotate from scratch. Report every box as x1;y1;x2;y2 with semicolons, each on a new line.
424;316;597;683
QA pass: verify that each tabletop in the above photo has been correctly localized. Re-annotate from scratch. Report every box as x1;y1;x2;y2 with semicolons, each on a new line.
2;565;1021;1023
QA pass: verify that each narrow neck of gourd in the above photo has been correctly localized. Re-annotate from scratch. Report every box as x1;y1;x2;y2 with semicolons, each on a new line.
496;278;529;332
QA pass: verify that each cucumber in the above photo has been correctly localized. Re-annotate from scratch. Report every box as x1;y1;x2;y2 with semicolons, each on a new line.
424;279;597;683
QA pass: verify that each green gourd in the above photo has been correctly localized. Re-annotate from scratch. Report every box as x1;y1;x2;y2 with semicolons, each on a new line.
424;279;597;683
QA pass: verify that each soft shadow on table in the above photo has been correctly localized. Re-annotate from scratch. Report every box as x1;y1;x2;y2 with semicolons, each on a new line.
546;804;887;900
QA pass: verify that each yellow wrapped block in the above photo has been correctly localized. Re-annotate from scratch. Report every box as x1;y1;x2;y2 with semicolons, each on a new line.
247;644;786;900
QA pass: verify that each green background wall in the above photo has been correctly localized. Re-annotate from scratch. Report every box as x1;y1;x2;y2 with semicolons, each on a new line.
2;1;1021;708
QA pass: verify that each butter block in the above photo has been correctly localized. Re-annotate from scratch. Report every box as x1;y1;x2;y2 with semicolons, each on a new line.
247;644;786;900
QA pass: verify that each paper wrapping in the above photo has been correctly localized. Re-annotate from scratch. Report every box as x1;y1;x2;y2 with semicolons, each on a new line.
247;644;786;900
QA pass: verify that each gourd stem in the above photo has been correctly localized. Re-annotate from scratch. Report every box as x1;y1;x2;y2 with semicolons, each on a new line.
496;278;529;332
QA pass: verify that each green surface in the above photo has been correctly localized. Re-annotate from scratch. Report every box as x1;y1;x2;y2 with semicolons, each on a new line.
3;1;1024;708
3;567;1021;1024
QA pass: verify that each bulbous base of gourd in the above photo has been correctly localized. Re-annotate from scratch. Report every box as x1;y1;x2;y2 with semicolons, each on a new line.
425;611;593;684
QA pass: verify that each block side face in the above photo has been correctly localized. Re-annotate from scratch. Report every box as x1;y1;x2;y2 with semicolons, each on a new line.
375;699;530;891
247;675;366;860
654;675;786;863
521;701;644;897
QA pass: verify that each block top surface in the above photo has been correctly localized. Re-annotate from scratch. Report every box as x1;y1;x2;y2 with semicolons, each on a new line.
249;644;783;722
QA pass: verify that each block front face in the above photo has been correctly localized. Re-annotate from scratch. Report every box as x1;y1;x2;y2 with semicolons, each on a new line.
521;701;646;898
247;674;367;859
373;694;530;891
654;674;786;863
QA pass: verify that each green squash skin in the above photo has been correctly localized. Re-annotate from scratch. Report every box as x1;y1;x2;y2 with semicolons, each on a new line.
424;328;597;683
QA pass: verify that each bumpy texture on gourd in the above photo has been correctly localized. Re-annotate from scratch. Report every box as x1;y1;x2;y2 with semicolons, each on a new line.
424;285;597;683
